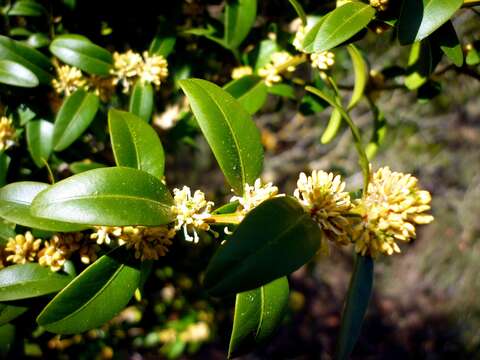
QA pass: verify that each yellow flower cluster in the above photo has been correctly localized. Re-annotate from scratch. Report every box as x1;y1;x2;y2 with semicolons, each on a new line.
258;51;297;86
310;51;335;71
230;178;279;215
292;25;306;51
231;65;253;80
370;0;389;11
157;321;210;344
172;186;214;243
351;167;434;258
294;171;352;245
52;64;87;96
111;50;168;93
0;116;16;151
5;232;41;264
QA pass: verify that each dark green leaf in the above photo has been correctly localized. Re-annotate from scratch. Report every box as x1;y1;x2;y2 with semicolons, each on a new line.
336;255;374;360
0;324;15;357
302;2;375;53
26;120;54;168
0;35;52;83
49;34;113;76
0;153;10;187
0;263;74;301
37;246;141;334
431;21;463;67
129;81;154;122
405;40;442;90
31;167;173;226
398;0;462;44
69;161;106;174
0;60;39;87
204;196;322;296
224;0;257;49
365;102;387;159
53;89;100;151
268;83;295;99
228;277;289;358
25;33;50;48
7;1;45;16
0;220;15;244
179;78;263;194
0;182;87;231
224;75;268;115
108;109;165;179
149;36;176;57
0;302;28;325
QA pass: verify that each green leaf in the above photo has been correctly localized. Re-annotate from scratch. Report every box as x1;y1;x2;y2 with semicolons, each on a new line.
26;120;54;168
302;2;375;53
0;302;28;325
204;196;322;296
404;40;442;90
224;75;268;115
228;277;289;358
0;182;87;232
49;34;113;76
346;45;368;110
0;153;10;187
321;110;343;144
288;0;307;25
431;21;463;67
31;167;173;226
0;220;15;244
0;35;52;83
25;33;50;48
149;35;176;57
398;0;463;44
0;263;74;301
53;89;100;151
179;78;263;194
129;81;154;122
251;39;280;71
336;254;374;360
0;60;39;87
37;246;141;334
108;109;165;179
69;161;106;174
7;0;46;16
466;45;480;66
268;83;295;99
0;324;15;357
224;0;257;49
365;102;387;159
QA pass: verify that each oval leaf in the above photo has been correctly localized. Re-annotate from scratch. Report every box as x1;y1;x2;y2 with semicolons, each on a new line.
129;81;154;122
431;21;463;67
179;78;263;194
228;277;289;358
204;196;322;296
108;109;165;179
53;89;100;151
0;60;39;87
224;0;257;49
302;2;375;53
0;182;87;232
0;263;74;301
49;34;113;76
224;75;268;115
37;246;141;334
336;255;374;360
31;167;173;226
0;302;28;325
0;35;52;83
7;1;46;16
398;0;462;44
26;119;54;168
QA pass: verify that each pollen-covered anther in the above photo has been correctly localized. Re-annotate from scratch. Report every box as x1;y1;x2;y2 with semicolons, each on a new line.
172;186;214;243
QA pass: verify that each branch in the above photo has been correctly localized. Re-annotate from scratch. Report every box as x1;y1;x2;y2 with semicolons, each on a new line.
463;0;480;7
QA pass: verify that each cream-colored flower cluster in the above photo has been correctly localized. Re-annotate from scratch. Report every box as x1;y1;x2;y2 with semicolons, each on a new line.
172;186;214;243
157;321;210;344
231;65;253;80
350;167;434;258
293;167;434;258
258;51;297;86
0;116;16;151
5;232;42;264
370;0;388;11
230;179;279;215
310;51;335;71
52;64;87;96
111;50;168;93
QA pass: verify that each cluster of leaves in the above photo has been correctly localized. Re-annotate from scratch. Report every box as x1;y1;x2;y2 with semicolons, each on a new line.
0;0;478;358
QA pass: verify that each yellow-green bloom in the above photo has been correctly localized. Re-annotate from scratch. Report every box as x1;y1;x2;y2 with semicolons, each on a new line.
52;64;87;96
139;51;168;87
121;226;176;261
351;166;434;257
258;51;297;86
294;170;352;246
5;231;42;264
231;65;253;80
0;116;16;151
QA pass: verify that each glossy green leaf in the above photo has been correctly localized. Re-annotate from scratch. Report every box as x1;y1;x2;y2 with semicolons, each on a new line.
26;33;50;48
228;277;289;358
224;75;268;115
0;35;52;83
0;153;10;187
149;35;176;57
404;41;442;90
288;0;307;25
108;109;165;179
37;246;141;334
53;89;100;151
0;60;39;87
431;21;463;67
398;0;462;44
321;110;343;144
69;161;106;174
0;302;28;325
466;45;480;66
179;78;263;194
268;83;295;99
26;120;54;168
7;1;46;16
224;0;257;49
0;220;15;244
49;34;113;75
0;182;87;232
204;196;322;296
0;263;74;301
31;167;173;226
336;255;374;360
251;39;280;71
302;2;375;53
129;81;154;122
